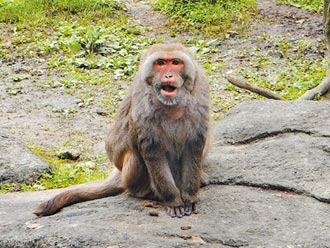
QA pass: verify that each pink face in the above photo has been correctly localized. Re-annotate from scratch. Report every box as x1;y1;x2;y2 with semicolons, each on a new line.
153;58;184;100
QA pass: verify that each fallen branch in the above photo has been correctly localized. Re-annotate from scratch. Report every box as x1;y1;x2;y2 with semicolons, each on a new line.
298;76;330;100
324;0;330;51
226;75;283;100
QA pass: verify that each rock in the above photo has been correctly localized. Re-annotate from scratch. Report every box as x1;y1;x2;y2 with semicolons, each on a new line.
206;100;330;201
57;149;81;160
0;134;51;185
1;100;330;247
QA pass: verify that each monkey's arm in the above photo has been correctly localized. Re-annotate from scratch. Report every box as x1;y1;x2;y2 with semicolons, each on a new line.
180;132;207;215
138;139;185;217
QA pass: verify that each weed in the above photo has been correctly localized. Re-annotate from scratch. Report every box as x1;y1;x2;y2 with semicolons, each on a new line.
276;0;323;12
152;0;257;36
22;161;110;191
0;0;127;24
0;145;110;192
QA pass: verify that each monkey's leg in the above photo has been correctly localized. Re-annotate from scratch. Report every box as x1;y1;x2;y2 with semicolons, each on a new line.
33;168;124;217
121;152;153;199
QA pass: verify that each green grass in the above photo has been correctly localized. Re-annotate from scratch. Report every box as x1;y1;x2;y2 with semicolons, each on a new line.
0;146;110;193
234;35;327;100
152;0;257;36
0;0;126;24
276;0;323;12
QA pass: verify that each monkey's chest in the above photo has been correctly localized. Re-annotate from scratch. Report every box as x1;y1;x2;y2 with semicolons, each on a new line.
159;119;199;150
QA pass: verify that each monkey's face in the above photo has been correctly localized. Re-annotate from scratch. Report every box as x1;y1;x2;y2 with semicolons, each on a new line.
140;45;197;106
152;57;185;106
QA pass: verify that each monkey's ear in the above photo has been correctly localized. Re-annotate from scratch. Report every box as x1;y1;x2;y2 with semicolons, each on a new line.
140;48;152;63
188;46;198;57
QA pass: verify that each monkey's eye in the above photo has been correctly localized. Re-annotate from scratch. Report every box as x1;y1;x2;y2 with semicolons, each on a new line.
155;59;166;66
172;58;181;65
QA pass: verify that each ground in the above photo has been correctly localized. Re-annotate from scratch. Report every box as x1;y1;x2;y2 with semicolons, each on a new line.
0;0;326;167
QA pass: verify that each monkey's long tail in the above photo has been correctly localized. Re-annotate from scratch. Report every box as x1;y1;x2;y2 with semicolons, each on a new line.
33;169;124;217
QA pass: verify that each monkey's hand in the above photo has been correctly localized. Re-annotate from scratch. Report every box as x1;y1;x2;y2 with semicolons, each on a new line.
166;202;197;217
166;194;199;218
166;205;186;218
166;197;187;218
182;193;199;216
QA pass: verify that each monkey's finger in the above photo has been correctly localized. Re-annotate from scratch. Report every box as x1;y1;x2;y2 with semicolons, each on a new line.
192;203;198;214
167;207;184;218
184;204;193;216
167;207;176;217
174;207;185;218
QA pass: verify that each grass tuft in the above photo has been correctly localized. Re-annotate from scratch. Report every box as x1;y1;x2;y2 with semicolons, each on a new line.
152;0;257;36
0;0;127;24
0;146;110;193
276;0;323;12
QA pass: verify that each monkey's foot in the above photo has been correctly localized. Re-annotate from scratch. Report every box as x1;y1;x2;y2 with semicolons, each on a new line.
166;203;196;218
200;171;210;187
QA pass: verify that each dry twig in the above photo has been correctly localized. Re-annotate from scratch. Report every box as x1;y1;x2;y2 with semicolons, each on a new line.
226;75;283;100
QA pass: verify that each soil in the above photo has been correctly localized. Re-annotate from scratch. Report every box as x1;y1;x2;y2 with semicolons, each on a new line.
0;0;325;158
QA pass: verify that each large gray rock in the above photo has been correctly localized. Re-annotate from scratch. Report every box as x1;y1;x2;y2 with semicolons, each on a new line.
0;134;51;185
206;100;330;202
1;100;330;247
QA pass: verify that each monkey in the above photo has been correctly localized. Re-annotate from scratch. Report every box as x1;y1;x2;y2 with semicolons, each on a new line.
33;43;211;218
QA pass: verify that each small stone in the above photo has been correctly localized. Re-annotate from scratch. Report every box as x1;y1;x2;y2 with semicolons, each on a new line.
191;236;206;244
180;225;192;230
57;149;81;160
25;223;42;229
52;81;63;88
143;200;159;208
96;110;109;116
149;210;159;217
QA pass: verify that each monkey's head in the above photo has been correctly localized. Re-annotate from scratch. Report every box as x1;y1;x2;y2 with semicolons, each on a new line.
139;43;197;106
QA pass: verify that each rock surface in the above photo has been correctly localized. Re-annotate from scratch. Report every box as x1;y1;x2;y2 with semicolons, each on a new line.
0;134;51;185
1;100;330;247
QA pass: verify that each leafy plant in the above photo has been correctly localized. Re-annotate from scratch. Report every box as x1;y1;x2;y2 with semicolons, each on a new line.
0;0;127;24
152;0;257;35
276;0;323;12
0;145;110;192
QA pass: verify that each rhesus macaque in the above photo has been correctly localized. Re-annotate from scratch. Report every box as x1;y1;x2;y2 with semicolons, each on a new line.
33;43;211;218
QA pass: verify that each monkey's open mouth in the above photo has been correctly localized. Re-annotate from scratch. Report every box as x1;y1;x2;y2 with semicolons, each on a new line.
161;84;177;98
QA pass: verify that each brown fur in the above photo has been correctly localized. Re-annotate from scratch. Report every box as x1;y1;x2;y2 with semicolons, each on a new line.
33;43;211;218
